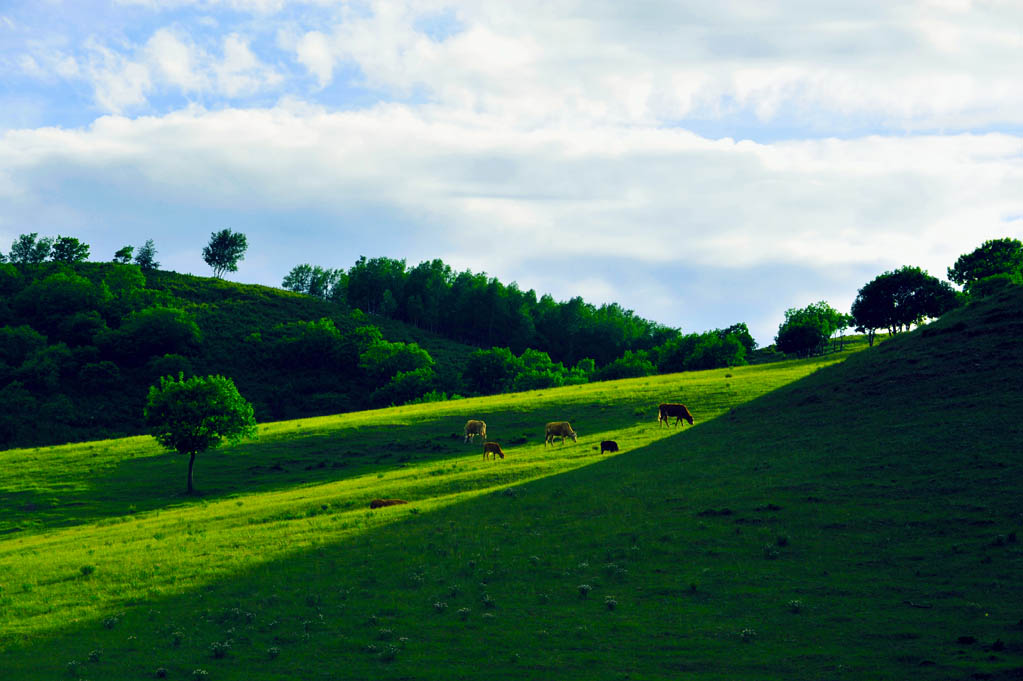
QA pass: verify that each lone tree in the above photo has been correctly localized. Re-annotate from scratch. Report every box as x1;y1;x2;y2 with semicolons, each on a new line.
113;245;134;263
134;239;160;271
202;229;248;279
947;237;1023;292
144;373;257;495
50;236;91;264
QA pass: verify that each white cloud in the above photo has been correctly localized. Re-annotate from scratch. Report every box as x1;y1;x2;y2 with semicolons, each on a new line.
145;28;205;91
215;33;281;96
295;30;334;88
71;27;281;112
2;105;1019;290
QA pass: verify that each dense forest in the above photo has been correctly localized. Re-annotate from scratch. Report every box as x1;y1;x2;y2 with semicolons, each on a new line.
0;244;755;448
283;256;757;368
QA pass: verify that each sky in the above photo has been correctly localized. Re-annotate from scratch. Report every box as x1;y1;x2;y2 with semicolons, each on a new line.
1;0;1021;346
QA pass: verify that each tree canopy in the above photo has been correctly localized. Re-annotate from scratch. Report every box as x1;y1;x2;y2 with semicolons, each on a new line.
8;233;53;264
134;239;160;271
947;238;1023;292
113;245;134;264
775;301;850;357
144;373;257;494
851;266;958;345
202;229;249;279
51;236;91;264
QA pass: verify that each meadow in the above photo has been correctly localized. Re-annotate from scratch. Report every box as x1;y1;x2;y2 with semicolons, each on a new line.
1;286;1022;679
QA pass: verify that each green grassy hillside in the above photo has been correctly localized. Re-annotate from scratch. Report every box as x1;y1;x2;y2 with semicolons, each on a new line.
1;286;1021;679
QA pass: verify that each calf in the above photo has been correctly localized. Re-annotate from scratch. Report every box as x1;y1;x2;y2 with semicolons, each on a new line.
600;440;619;454
483;441;506;460
369;498;409;509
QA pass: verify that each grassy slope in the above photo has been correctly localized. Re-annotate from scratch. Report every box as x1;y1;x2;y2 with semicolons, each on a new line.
1;289;1021;679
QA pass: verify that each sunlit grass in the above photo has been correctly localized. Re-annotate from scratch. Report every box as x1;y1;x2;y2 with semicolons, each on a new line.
0;351;855;645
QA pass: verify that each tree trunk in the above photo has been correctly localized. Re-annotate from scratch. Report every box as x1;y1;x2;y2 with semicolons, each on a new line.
186;451;197;495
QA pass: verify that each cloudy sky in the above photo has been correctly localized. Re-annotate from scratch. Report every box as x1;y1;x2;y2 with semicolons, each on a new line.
1;0;1021;345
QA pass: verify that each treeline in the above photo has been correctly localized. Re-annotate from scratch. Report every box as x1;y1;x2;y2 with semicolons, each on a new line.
283;256;757;368
0;243;759;448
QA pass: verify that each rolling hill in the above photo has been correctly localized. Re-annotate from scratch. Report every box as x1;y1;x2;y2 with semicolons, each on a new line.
0;285;1020;680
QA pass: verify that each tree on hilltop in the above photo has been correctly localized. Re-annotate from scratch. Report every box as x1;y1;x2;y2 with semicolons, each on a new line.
8;233;53;264
144;373;257;495
134;239;160;271
947;238;1023;292
50;236;90;264
113;245;134;263
851;266;958;346
282;263;345;300
202;229;248;279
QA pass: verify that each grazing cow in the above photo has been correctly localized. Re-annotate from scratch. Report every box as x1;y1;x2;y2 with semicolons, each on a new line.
464;419;487;444
370;498;408;509
482;441;506;460
658;403;694;428
600;440;619;454
545;421;577;446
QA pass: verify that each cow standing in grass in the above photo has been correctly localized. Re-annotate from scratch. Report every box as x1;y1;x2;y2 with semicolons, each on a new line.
545;421;577;446
658;403;694;428
600;440;619;454
464;419;487;444
483;442;506;460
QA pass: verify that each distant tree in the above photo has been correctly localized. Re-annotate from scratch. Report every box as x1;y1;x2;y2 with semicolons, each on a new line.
144;373;257;495
134;239;160;271
113;245;134;264
202;229;248;279
14;272;111;336
0;325;47;367
346;256;407;314
775;301;849;357
464;346;524;395
947;238;1023;292
592;349;656;381
718;323;758;354
100;306;201;365
358;340;434;382
9;233;53;264
282;264;344;299
851;267;959;346
370;366;437;406
50;236;90;264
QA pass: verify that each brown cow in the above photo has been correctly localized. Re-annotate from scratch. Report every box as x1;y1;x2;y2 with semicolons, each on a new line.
482;441;505;460
600;440;619;454
370;498;409;509
464;419;487;443
658;403;694;428
545;421;577;446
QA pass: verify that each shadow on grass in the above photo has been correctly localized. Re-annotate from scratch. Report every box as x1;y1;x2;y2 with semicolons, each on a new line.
5;307;1023;680
0;431;693;680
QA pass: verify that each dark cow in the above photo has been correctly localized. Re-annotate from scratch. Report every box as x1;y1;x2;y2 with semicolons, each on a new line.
370;498;409;509
483;441;506;460
545;421;577;446
600;440;619;454
658;403;694;428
